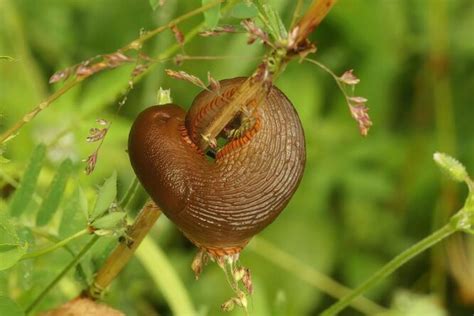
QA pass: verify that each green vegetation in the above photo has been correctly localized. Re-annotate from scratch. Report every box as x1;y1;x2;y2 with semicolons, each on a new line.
1;0;473;315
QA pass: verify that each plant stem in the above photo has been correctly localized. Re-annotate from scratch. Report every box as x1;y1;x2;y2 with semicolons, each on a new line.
0;79;79;143
0;0;224;144
20;228;89;261
196;0;337;151
25;235;99;314
249;237;386;315
118;176;139;208
320;223;458;316
87;201;161;299
293;0;337;45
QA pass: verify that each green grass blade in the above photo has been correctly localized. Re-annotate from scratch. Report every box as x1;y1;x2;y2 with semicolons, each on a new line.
136;236;196;316
9;144;46;217
36;159;73;226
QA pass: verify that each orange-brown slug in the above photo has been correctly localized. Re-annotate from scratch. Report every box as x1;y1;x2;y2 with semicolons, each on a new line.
128;77;305;256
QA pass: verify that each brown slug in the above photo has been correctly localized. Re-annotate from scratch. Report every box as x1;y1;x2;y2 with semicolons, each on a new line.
128;77;305;256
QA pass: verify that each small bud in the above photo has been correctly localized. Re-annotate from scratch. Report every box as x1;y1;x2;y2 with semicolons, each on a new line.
339;69;360;85
96;118;108;126
242;268;253;294
241;19;269;45
132;64;149;78
236;291;247;309
348;96;368;104
221;298;235;312
83;152;98;175
104;52;131;68
171;24;184;46
433;152;469;183
165;69;207;89
157;87;172;105
86;127;107;143
191;250;208;280
233;267;245;281
199;25;238;37
49;67;73;84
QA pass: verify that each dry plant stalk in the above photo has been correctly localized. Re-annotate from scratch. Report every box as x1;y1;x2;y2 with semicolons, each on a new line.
87;201;161;298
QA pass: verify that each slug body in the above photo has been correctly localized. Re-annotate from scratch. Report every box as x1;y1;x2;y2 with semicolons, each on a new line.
128;78;305;255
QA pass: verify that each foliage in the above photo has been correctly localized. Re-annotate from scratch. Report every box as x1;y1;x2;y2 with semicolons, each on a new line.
1;0;474;315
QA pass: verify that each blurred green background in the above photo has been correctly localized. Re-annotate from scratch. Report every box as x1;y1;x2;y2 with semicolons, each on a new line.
1;0;473;315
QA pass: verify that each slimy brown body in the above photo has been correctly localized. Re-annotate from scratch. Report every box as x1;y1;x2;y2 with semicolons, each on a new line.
128;77;306;255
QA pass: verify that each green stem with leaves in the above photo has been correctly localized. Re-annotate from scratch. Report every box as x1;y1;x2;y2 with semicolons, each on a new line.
321;222;458;315
25;235;100;314
20;228;89;261
322;153;474;315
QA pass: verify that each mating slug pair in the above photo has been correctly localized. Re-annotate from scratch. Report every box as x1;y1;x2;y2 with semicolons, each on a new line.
128;77;306;257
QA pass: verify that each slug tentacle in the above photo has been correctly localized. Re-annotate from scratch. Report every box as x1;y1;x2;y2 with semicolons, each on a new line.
128;77;305;255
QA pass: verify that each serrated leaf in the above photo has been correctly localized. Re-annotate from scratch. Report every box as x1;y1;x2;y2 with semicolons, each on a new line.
231;2;258;19
0;296;24;316
90;171;117;220
9;144;46;217
92;212;126;230
202;0;221;29
36;159;73;226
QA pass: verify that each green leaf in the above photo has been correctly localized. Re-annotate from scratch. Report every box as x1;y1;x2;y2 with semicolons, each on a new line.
261;4;287;41
36;159;73;226
231;2;258;19
433;152;469;183
90;171;117;220
202;0;221;29
59;186;88;239
0;244;27;270
9;144;46;217
0;296;24;316
0;214;26;271
92;212;126;230
149;0;160;11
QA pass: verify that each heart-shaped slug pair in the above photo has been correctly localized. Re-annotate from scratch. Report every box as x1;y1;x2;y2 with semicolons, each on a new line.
128;77;306;256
